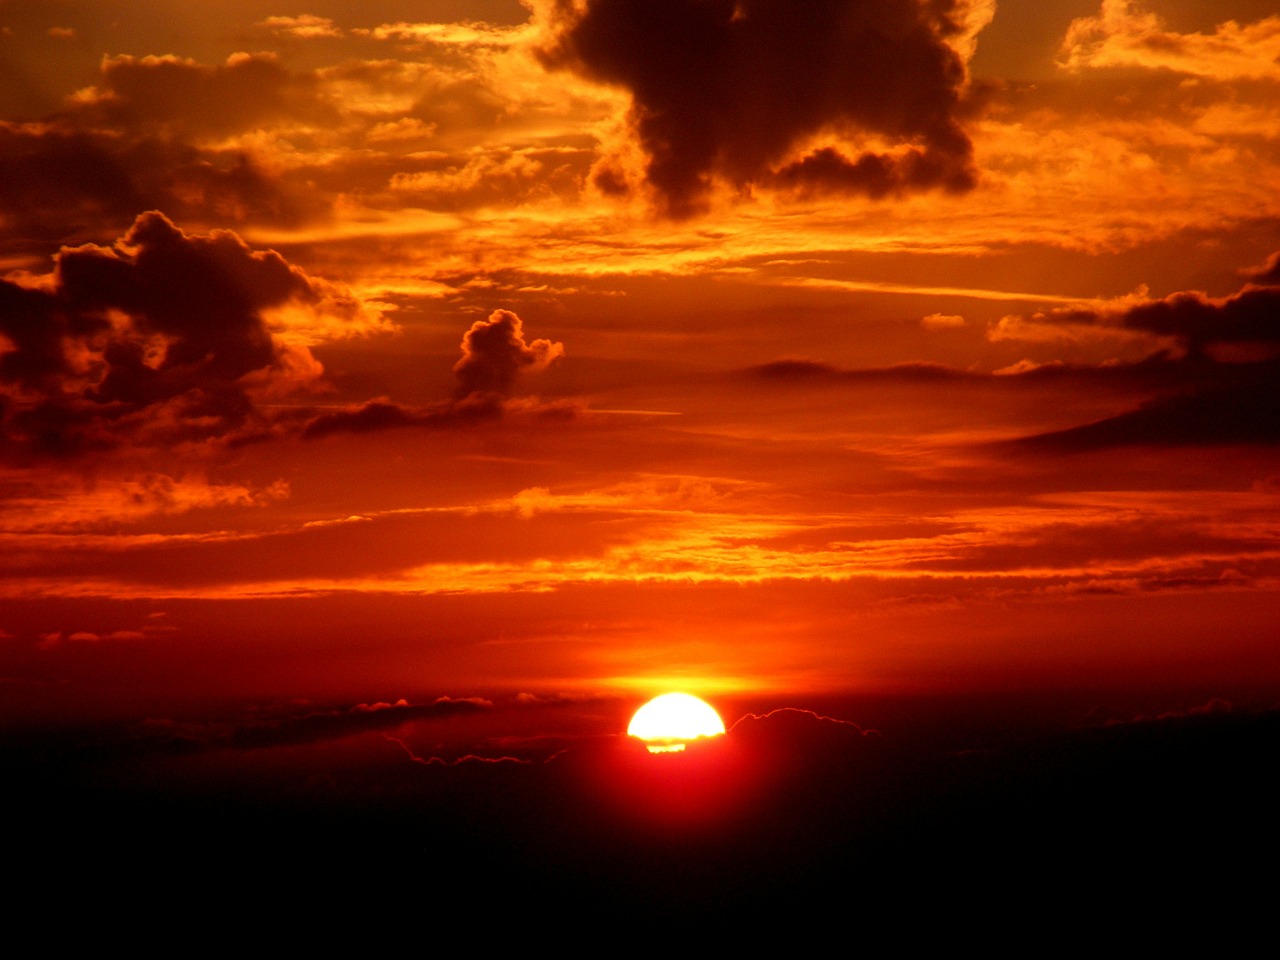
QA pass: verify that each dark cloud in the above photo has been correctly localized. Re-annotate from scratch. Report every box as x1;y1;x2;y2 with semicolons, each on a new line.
771;143;973;199
0;122;321;253
1116;285;1280;355
1004;269;1280;450
224;697;491;752
1015;363;1280;451
300;310;570;440
0;211;370;458
300;395;503;440
750;358;973;383
537;0;979;216
0;51;339;251
1242;250;1280;286
453;308;564;399
71;52;332;141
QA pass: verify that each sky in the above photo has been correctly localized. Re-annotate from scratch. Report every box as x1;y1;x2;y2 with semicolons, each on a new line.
3;1;1280;921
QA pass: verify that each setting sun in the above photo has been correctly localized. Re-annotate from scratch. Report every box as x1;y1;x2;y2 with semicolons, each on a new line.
628;693;727;753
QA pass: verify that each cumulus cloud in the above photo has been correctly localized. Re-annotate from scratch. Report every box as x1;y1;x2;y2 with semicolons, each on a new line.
301;309;570;439
453;308;564;399
0;211;385;458
534;0;984;216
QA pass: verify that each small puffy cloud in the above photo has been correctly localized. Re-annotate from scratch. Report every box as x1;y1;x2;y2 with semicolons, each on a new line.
453;308;564;399
533;0;983;217
922;312;966;329
301;309;571;440
1060;0;1280;80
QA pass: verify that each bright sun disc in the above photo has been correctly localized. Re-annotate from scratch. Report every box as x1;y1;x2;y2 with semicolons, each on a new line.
628;693;726;753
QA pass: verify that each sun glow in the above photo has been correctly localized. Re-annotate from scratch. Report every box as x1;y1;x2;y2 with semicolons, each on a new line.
628;692;727;753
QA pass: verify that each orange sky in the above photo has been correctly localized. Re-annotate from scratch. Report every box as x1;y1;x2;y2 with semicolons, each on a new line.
3;0;1280;721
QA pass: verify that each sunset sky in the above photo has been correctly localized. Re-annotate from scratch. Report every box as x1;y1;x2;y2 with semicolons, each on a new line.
3;0;1280;728
6;1;1280;929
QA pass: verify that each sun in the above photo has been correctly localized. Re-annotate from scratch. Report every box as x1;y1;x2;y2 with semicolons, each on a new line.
628;692;726;753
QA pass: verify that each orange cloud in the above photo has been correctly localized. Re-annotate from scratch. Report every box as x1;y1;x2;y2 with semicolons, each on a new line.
1061;0;1280;79
454;308;564;399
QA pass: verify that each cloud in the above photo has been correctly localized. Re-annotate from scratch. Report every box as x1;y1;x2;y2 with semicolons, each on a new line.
298;309;570;442
258;16;343;40
387;146;594;212
68;52;333;141
1014;274;1280;357
300;394;503;440
749;358;972;383
0;211;385;458
0;121;323;247
301;309;570;440
534;0;983;217
998;261;1280;450
1060;0;1280;79
0;472;289;532
453;308;564;399
359;21;525;48
1014;364;1280;450
1243;251;1280;286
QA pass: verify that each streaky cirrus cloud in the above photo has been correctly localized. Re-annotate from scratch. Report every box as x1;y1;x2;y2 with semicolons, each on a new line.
0;211;386;458
257;15;343;40
533;0;988;217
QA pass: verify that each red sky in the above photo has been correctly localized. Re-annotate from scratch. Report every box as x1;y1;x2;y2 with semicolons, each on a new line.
3;0;1280;724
